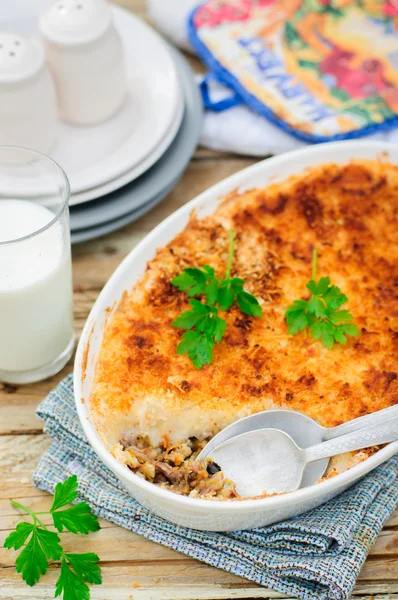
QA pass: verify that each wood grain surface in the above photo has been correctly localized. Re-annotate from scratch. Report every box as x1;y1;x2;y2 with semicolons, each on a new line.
1;1;397;598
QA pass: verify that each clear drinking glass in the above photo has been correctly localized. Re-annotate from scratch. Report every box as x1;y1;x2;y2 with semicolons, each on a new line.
0;146;74;384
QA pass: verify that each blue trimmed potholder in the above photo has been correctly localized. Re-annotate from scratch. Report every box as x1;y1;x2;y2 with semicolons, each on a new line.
189;0;398;143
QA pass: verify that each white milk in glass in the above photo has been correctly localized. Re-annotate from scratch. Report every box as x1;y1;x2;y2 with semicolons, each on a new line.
0;200;73;373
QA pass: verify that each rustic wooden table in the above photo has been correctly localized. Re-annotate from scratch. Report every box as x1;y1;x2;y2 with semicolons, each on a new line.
1;1;398;598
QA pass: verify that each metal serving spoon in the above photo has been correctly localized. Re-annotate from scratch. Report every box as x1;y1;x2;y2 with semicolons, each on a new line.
206;414;398;497
198;405;398;486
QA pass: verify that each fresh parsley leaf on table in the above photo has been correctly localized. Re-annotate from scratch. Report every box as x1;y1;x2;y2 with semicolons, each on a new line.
285;249;360;348
4;475;101;599
171;229;262;368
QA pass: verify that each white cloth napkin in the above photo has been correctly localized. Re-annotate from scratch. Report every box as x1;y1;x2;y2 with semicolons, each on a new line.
199;78;398;156
146;0;198;51
147;0;398;156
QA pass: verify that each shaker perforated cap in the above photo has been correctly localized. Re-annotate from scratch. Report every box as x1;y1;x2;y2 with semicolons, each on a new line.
0;33;45;83
39;0;112;46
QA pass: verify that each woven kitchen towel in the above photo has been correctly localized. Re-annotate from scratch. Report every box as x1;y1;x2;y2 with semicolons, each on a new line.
34;375;398;600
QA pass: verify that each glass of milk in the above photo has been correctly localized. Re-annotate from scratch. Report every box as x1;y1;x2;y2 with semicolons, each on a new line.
0;146;74;384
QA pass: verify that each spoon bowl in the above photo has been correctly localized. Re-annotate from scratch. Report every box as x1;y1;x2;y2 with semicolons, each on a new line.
198;410;329;486
209;428;304;496
208;414;398;497
198;405;398;485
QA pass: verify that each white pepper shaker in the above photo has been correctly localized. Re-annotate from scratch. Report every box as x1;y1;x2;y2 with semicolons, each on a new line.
39;0;127;125
0;33;57;154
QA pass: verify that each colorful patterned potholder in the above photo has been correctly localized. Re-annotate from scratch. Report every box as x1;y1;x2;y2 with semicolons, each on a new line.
189;0;398;142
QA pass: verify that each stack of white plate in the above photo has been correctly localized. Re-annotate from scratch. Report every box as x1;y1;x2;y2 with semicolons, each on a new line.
4;4;202;244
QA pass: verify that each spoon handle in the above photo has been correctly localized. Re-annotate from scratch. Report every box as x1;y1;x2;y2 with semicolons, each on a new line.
303;415;398;464
324;405;398;441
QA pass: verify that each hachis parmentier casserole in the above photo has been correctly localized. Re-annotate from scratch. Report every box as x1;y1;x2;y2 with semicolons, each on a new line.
90;159;398;500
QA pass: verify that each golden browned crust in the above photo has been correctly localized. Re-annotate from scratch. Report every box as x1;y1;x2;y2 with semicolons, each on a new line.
92;159;398;433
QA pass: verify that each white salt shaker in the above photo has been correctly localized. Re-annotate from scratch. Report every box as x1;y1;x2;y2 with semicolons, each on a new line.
39;0;127;125
0;33;57;154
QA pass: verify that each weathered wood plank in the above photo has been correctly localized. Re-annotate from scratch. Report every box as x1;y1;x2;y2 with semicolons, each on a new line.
0;527;182;568
0;436;51;498
2;563;398;600
0;562;298;600
360;558;398;580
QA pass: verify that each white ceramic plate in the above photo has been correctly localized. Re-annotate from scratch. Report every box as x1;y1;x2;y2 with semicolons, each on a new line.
54;6;181;194
69;46;203;234
74;141;398;532
1;5;181;196
69;90;184;206
70;178;179;244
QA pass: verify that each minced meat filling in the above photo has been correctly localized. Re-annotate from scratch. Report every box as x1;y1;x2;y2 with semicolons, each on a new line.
116;435;238;499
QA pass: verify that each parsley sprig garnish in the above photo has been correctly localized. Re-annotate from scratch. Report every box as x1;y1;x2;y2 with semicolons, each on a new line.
285;249;360;348
4;475;101;599
171;229;262;368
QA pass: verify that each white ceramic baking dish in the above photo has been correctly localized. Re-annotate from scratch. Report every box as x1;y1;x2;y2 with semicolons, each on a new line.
74;140;398;531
